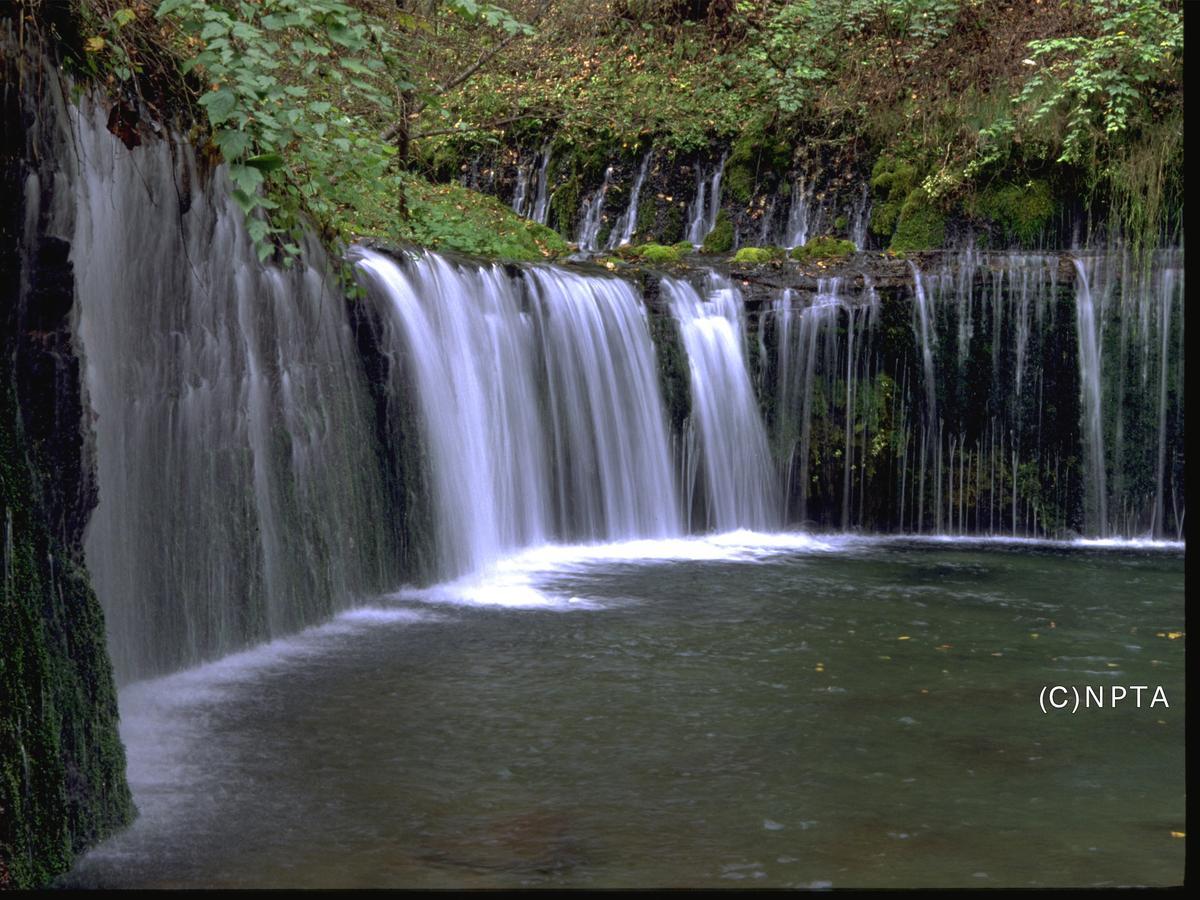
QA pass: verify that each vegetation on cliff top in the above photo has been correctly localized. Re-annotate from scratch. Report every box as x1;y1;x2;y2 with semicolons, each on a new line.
64;0;1182;260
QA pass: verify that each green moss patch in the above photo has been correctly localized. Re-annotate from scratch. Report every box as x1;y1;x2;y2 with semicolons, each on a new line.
700;209;734;253
869;155;919;240
336;174;569;262
790;235;856;262
633;242;687;263
971;178;1054;245
889;189;946;253
732;246;784;264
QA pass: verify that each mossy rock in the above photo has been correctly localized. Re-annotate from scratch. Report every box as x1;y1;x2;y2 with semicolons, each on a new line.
1;403;134;888
869;155;919;239
635;192;657;240
723;118;792;204
660;202;685;245
672;240;695;255
889;189;945;253
630;242;686;263
971;178;1054;245
372;177;570;262
732;246;784;264
700;209;733;253
548;174;581;237
596;219;614;248
790;235;856;262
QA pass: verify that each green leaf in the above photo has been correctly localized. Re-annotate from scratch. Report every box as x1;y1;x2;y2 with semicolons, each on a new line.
155;0;189;18
214;129;252;159
198;88;237;126
230;187;257;214
245;153;285;172
229;163;264;194
246;218;271;243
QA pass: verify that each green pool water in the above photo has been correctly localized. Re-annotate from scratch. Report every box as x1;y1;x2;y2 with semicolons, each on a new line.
62;536;1186;888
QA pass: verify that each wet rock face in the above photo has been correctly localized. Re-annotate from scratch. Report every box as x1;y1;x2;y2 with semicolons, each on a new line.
1;20;133;889
12;229;96;552
458;138;870;254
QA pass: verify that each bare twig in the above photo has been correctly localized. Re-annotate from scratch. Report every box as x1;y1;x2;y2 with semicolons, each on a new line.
380;0;551;142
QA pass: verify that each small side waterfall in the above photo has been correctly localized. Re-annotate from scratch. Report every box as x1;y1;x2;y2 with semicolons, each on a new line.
686;154;727;246
607;151;652;249
785;174;819;249
530;142;553;225
848;183;871;250
780;170;871;249
353;248;680;580
511;157;532;217
771;282;846;526
576;165;614;251
664;275;779;531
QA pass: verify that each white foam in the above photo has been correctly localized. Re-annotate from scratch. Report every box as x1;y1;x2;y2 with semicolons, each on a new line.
388;530;857;611
886;533;1185;552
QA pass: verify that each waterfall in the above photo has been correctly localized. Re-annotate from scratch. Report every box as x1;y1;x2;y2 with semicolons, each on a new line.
762;250;1182;538
22;79;1183;703
664;274;779;531
686;154;727;246
848;183;871;250
785;174;818;249
352;248;680;580
782;171;870;250
530;142;552;225
576;165;614;252
1072;258;1108;536
770;282;846;526
62;100;398;682
607;151;652;249
511;157;532;217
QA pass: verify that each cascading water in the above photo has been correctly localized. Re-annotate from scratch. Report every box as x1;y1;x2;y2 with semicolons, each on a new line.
1071;258;1108;536
784;174;820;249
606;151;652;250
511;157;532;217
61;100;398;682
664;274;779;531
779;169;871;250
685;154;727;246
576;165;614;252
530;142;552;225
31;87;1187;684
848;183;871;250
770;282;849;526
761;249;1183;538
352;248;680;580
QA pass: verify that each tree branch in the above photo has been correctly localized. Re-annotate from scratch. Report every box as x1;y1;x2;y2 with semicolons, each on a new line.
411;109;564;141
381;0;552;143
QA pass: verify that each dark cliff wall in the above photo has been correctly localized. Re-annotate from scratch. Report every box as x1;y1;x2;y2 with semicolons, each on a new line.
0;18;134;888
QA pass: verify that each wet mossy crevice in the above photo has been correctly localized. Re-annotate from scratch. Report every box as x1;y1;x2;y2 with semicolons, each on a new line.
1;15;134;888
